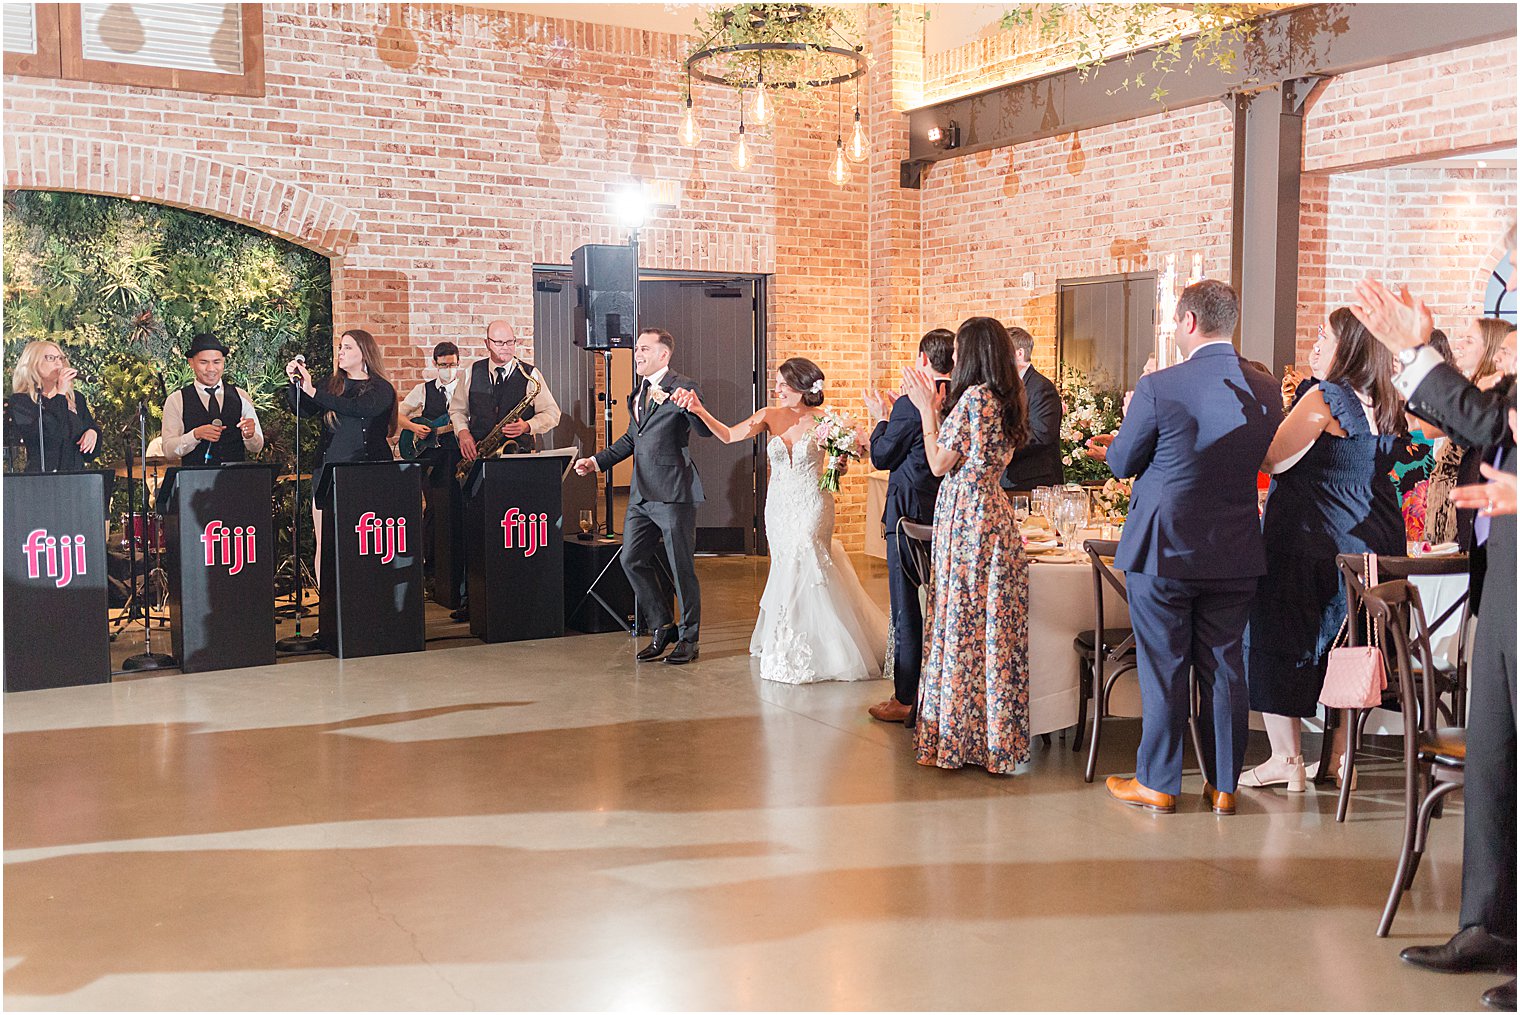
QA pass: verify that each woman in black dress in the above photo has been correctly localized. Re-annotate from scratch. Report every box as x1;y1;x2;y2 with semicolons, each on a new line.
8;341;101;472
1242;308;1407;792
286;329;398;576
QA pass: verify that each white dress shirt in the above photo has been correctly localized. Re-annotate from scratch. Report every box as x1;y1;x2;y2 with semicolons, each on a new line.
635;366;671;421
160;382;264;462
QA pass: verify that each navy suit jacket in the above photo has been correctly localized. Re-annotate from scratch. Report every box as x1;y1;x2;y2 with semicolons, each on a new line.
1107;343;1283;580
870;393;943;531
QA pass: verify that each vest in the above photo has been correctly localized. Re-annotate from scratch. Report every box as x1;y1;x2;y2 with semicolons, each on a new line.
421;380;450;420
466;359;535;450
178;382;246;465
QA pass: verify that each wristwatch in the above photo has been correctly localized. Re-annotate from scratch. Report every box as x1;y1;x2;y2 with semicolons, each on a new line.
1398;344;1427;367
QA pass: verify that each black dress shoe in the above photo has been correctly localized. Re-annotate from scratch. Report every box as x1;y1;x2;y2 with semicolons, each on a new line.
665;640;699;665
1401;927;1517;975
449;606;470;622
635;625;678;661
1483;979;1517;1011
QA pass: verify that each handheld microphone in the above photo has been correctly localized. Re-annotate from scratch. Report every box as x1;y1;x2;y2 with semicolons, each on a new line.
211;419;223;429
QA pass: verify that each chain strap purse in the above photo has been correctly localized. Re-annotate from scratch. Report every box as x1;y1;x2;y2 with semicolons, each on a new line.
1319;552;1388;710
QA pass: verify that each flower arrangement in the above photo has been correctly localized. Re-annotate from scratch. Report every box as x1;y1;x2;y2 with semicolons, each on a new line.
1092;477;1133;520
813;408;865;493
1058;367;1124;484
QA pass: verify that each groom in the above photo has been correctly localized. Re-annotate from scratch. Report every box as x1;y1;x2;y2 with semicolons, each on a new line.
573;328;712;665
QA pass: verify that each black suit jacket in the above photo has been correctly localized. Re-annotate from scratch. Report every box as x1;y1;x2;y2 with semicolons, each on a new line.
870;394;942;531
1001;366;1063;490
1406;365;1515;616
593;370;713;505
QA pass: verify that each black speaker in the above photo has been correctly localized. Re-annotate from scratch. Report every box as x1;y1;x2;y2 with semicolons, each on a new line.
572;243;636;351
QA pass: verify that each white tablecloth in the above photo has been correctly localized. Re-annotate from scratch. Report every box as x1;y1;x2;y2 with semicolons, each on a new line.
1026;555;1139;736
865;471;888;559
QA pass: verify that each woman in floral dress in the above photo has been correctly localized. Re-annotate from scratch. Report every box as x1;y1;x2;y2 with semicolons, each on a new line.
902;317;1032;774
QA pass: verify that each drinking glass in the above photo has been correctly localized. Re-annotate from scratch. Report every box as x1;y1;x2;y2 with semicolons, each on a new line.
578;509;594;536
1011;495;1030;526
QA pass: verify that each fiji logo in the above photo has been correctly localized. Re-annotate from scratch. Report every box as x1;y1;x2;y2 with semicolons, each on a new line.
354;511;408;564
201;520;256;575
21;528;87;588
501;507;549;558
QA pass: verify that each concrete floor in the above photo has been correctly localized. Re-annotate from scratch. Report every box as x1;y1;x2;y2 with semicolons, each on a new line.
3;555;1493;1010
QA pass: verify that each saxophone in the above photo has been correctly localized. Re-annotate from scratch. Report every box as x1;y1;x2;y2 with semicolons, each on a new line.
456;373;541;481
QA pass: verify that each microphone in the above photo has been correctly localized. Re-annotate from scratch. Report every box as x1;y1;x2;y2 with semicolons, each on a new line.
211;419;223;429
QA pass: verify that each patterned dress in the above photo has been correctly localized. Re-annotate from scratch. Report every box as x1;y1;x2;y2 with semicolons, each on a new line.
916;384;1031;773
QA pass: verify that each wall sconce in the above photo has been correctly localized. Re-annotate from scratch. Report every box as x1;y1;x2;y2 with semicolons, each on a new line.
926;120;961;150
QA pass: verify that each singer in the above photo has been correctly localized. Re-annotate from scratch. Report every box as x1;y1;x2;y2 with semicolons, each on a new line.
286;329;398;576
7;341;101;472
159;333;265;465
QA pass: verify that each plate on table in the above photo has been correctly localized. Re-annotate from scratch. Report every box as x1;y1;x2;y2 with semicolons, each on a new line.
1024;539;1060;554
1029;550;1084;565
1411;541;1460;557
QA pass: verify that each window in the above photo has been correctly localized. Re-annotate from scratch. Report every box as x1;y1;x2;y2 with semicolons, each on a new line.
3;2;263;96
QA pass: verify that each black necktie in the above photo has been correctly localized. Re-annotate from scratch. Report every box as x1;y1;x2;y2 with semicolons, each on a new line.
638;379;650;420
205;386;221;421
495;367;507;386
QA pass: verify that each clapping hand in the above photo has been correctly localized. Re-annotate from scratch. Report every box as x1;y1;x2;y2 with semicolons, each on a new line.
900;365;940;416
1351;279;1433;354
862;388;896;424
1450;462;1518;517
1085;433;1114;462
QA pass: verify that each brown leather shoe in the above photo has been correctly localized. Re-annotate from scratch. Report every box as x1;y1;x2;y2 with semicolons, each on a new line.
868;698;912;723
1203;782;1237;815
1105;776;1177;813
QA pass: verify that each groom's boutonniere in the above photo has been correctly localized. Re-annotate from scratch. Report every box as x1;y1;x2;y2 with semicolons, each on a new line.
646;385;671;406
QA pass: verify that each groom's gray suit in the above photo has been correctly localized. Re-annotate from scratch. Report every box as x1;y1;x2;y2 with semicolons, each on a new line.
593;370;712;642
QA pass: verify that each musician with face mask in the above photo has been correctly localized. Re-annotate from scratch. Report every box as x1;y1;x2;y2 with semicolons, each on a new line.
398;341;461;459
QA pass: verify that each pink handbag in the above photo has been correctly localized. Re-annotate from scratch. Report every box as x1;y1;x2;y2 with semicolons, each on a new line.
1319;553;1388;710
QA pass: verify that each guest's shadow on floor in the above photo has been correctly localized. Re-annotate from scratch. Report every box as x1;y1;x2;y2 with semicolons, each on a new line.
3;843;1457;996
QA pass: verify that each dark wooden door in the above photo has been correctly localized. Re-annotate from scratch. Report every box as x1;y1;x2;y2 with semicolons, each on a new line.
1057;271;1157;392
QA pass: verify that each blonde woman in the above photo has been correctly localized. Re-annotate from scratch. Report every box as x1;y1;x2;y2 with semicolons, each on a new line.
8;341;100;472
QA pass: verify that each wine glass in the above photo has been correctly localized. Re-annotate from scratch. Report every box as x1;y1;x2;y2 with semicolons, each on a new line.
1011;494;1030;527
578;509;593;537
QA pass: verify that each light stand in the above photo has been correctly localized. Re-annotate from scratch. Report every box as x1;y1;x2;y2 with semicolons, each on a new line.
121;400;175;671
277;371;321;654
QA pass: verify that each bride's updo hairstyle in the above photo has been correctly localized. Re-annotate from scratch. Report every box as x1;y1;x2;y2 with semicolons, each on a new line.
779;357;825;407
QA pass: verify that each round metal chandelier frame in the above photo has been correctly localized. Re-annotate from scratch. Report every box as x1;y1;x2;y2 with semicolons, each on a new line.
685;41;867;90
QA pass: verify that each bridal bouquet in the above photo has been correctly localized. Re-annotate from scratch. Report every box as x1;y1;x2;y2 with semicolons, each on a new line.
813;409;866;493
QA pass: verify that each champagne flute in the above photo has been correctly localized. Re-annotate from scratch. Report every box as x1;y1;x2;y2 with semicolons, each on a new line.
1012;494;1030;527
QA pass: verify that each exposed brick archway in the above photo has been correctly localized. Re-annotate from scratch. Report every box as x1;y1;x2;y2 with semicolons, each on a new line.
3;132;361;257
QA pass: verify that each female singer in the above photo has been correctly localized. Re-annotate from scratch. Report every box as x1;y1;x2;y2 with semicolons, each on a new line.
8;341;101;472
286;329;398;577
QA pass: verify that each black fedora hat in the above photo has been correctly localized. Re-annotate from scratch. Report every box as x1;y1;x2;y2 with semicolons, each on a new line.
185;333;230;357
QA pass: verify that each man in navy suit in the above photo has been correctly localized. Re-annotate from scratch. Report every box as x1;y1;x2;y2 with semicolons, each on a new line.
1001;326;1064;491
1104;280;1282;816
864;329;954;723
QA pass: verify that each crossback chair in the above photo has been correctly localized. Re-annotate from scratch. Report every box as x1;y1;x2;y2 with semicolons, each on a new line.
1076;539;1206;783
1360;580;1466;937
1331;553;1469;823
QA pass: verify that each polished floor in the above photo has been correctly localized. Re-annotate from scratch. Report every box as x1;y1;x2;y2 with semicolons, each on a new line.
4;555;1492;1010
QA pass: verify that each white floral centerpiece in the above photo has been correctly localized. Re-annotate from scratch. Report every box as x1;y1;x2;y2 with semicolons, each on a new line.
1058;368;1124;485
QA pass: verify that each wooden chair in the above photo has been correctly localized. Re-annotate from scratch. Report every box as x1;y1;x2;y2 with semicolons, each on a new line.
1330;553;1469;823
1076;539;1207;783
1360;580;1466;938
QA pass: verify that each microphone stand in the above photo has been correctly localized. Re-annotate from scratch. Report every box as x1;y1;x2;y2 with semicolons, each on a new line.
277;375;320;654
122;399;175;670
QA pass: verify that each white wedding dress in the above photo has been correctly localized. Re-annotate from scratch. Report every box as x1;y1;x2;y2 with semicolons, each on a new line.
751;431;889;684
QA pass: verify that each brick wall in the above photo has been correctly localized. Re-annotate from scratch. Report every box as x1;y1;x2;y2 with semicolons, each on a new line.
1296;164;1517;365
2;2;881;546
918;102;1236;377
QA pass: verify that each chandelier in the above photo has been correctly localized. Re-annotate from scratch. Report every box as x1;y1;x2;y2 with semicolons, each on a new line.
679;4;869;184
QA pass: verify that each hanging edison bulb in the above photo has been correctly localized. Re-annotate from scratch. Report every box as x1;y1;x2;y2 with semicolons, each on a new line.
731;123;750;171
751;56;773;127
846;109;868;163
678;94;701;148
831;138;850;186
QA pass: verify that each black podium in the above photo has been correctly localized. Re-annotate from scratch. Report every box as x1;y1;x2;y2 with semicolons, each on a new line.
3;470;112;691
318;460;425;658
463;455;565;642
159;464;276;673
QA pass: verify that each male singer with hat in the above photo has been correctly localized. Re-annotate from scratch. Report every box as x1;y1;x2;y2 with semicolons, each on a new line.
160;332;264;465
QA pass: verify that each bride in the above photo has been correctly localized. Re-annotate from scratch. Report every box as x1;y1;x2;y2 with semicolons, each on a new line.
673;358;888;684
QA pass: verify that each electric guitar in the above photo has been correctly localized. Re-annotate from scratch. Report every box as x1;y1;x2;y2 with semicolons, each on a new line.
397;413;454;459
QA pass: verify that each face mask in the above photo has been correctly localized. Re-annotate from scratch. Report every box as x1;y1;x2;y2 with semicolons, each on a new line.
435;367;457;384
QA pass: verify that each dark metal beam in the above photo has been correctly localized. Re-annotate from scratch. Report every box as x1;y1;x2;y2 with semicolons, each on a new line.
903;3;1516;167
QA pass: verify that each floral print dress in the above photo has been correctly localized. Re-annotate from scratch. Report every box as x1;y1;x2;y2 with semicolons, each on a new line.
916;384;1031;774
